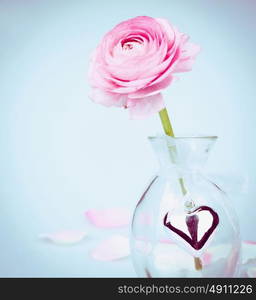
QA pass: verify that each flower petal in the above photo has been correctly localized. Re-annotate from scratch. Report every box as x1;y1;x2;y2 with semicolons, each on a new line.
91;235;130;261
247;267;256;278
85;208;131;228
39;230;87;245
128;76;173;99
89;88;127;107
239;241;256;277
88;16;200;116
240;259;256;277
172;42;201;73
128;93;165;119
242;240;256;263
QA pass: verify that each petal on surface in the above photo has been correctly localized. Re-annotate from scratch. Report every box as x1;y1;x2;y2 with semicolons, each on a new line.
159;239;175;244
85;208;131;228
39;230;87;245
239;241;256;277
91;235;130;261
240;259;256;278
247;267;256;278
242;240;256;263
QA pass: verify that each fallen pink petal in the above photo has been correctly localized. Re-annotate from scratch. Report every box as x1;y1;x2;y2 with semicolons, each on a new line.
159;239;175;244
240;241;256;277
91;235;130;261
242;240;256;262
247;267;256;278
243;240;256;245
39;230;88;245
85;208;131;228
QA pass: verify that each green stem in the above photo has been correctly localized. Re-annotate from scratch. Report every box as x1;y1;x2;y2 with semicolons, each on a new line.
158;108;187;195
159;108;175;137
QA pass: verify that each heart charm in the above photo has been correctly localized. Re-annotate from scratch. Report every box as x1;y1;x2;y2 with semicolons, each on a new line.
163;206;219;250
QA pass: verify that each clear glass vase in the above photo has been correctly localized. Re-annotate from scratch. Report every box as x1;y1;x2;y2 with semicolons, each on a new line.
130;135;241;277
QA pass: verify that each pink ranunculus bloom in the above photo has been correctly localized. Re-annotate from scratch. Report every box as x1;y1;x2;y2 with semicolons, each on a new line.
88;16;200;119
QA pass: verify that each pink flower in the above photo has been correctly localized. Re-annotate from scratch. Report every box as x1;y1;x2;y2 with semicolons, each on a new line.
88;16;200;119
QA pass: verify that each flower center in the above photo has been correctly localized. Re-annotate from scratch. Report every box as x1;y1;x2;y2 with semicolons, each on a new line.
122;42;134;50
121;37;144;54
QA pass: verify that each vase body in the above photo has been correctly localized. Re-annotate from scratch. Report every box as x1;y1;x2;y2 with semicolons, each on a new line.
130;135;241;277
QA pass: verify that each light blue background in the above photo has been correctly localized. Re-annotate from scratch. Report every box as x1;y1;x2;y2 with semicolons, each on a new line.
0;0;255;277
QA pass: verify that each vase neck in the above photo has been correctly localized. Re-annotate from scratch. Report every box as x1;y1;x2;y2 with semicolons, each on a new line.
149;135;217;173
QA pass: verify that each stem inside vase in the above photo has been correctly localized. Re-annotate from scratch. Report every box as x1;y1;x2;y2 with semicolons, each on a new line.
159;107;202;271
